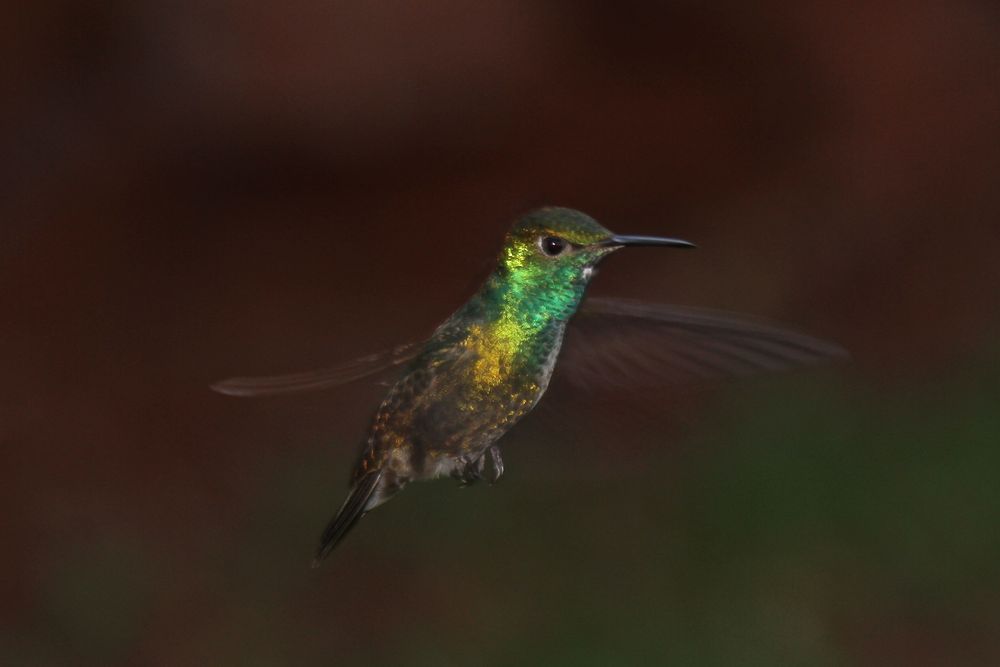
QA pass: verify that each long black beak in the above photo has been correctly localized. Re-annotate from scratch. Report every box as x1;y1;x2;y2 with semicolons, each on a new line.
603;234;696;249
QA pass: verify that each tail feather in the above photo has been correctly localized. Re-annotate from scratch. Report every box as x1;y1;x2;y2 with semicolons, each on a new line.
312;471;382;566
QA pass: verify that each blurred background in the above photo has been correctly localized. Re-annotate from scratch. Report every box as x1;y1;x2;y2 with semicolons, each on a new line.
4;1;1000;665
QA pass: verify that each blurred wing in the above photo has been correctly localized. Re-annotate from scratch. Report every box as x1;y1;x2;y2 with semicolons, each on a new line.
211;343;419;397
561;298;849;389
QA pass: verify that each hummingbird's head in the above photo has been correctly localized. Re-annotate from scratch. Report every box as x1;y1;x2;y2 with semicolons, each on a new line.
498;207;694;289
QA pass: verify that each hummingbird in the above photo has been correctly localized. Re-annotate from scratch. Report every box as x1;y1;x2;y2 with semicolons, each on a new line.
213;207;847;563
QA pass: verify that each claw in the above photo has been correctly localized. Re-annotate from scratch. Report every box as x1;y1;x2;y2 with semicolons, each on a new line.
453;448;504;486
486;446;504;485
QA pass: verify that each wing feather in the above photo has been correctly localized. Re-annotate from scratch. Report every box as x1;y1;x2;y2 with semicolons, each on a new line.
210;343;419;397
560;298;848;388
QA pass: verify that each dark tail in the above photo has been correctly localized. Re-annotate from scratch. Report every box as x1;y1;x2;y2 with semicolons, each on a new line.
312;471;382;566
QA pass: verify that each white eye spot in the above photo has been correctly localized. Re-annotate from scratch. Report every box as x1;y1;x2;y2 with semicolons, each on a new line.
582;267;594;280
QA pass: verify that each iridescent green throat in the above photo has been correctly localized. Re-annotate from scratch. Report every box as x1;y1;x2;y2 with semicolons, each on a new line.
460;236;601;392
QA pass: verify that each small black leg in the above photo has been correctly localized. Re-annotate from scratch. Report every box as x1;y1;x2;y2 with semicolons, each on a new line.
454;455;485;486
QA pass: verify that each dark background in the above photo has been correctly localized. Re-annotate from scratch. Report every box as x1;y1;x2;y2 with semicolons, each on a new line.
4;2;1000;665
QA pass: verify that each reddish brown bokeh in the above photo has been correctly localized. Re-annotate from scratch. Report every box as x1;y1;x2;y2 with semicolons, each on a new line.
3;2;999;665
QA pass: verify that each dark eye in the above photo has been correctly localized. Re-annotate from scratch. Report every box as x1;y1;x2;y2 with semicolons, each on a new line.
539;236;567;256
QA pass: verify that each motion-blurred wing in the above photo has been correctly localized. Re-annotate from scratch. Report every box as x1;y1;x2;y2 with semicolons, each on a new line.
561;298;848;389
211;343;419;397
